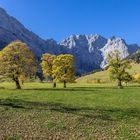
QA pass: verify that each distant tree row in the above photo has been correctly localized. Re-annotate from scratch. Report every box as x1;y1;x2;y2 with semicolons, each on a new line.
0;40;140;90
0;41;75;89
41;53;75;88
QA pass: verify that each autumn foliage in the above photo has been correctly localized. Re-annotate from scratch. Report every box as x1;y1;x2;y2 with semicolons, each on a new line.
0;41;37;89
41;53;75;88
108;50;132;88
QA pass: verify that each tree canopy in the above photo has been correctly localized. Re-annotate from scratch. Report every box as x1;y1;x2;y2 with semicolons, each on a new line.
41;53;56;87
133;73;140;83
52;54;75;88
108;50;132;88
0;41;37;89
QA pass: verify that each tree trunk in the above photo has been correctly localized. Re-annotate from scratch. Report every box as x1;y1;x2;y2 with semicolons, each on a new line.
15;79;21;89
53;82;56;88
13;77;21;89
118;79;123;89
64;80;66;88
21;81;24;85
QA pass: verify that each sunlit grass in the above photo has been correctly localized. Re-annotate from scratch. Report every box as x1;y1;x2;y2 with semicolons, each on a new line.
0;82;140;139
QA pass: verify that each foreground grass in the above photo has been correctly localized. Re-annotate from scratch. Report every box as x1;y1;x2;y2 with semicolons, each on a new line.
0;82;140;139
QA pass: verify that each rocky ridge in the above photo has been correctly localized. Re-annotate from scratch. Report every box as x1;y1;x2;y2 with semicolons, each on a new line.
0;7;139;74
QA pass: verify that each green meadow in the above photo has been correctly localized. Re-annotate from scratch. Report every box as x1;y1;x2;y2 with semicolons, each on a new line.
0;82;140;140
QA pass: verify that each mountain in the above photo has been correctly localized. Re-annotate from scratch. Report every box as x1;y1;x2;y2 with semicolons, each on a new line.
0;7;139;74
100;37;139;68
60;35;139;73
0;8;46;57
0;8;67;58
60;35;107;74
128;49;140;63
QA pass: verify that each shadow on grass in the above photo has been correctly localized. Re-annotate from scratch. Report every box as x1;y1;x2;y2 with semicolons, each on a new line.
0;98;140;121
2;85;139;92
21;85;140;93
20;86;118;92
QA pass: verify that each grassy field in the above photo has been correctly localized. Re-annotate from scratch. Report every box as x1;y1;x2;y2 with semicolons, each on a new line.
0;82;140;140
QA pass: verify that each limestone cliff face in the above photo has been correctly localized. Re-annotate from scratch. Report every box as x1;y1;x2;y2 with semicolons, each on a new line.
60;35;107;73
60;35;139;73
100;37;129;68
0;7;139;74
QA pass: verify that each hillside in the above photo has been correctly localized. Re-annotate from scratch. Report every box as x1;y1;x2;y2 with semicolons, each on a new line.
128;49;140;63
0;7;139;74
76;63;140;84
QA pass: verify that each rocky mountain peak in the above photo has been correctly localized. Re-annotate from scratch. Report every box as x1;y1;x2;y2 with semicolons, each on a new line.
60;34;107;50
100;37;131;68
60;34;139;72
0;7;139;74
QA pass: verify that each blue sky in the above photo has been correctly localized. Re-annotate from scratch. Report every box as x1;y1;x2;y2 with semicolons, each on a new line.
0;0;140;44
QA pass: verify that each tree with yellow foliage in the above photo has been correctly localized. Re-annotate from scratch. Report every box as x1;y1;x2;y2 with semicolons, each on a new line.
19;74;27;85
0;41;37;89
52;54;75;88
41;53;56;87
108;50;132;89
133;73;140;83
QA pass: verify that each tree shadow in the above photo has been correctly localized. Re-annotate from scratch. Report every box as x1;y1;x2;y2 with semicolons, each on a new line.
23;87;96;92
0;98;140;122
19;86;118;92
3;85;137;92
